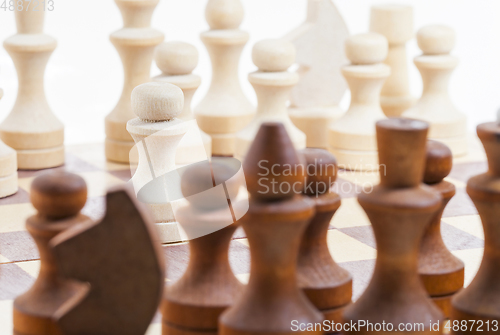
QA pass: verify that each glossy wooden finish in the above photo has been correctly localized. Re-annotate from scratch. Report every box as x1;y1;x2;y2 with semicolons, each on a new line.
13;171;89;335
451;122;500;333
343;118;444;335
419;140;464;317
162;161;243;334
297;149;352;323
50;184;165;334
220;123;323;335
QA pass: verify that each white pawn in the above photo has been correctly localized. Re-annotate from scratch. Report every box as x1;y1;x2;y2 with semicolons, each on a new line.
106;0;164;163
370;4;416;117
403;25;467;156
328;33;390;171
153;42;212;165
0;88;18;198
194;0;255;156
127;82;189;243
234;40;305;160
1;10;64;169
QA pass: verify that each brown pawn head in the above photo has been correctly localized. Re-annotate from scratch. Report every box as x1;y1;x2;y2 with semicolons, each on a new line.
300;148;338;196
424;140;453;184
180;159;240;211
243;122;305;202
376;118;429;188
30;171;87;219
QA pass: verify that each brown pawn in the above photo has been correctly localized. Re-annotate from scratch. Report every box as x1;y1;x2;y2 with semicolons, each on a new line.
13;171;90;335
419;140;464;317
220;123;323;335
451;122;500;333
343;118;445;334
297;149;352;325
162;160;243;335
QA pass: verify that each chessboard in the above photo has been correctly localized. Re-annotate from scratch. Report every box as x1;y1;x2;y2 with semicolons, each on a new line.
0;137;487;334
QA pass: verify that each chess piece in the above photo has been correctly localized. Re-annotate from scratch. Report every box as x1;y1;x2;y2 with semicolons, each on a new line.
106;0;164;163
162;161;243;335
370;5;416;117
220;123;323;335
194;0;254;156
285;0;349;149
51;184;165;334
450;121;500;332
234;39;306;160
297;148;352;322
419;140;464;317
1;10;64;169
403;25;467;157
328;33;390;171
127;82;189;243
343;118;445;334
13;171;89;335
153;41;212;164
0;87;18;198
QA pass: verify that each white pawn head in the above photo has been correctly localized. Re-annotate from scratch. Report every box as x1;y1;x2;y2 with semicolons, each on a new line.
252;39;296;72
205;0;244;30
155;41;199;75
132;82;184;122
345;33;388;65
417;25;455;55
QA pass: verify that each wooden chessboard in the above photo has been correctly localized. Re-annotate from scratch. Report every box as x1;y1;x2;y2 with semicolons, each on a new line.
0;138;488;334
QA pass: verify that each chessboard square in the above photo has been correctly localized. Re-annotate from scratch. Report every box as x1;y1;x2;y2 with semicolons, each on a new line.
442;214;484;239
443;188;477;218
338;259;375;301
0;188;30;206
330;197;371;228
0;255;9;264
0;300;13;335
0;263;35;300
452;248;483;287
327;230;376;263
0;203;35;233
163;243;189;282
444;177;466;189
146;323;161;335
236;273;250;284
15;260;41;278
78;171;126;197
449;161;488;183
229;240;250;275
440;222;484;251
337;226;376;249
0;231;38;263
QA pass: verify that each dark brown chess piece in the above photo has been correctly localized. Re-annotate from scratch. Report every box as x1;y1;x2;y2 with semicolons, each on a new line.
297;149;352;324
162;160;244;335
13;171;90;335
451;122;500;333
419;140;464;317
220;123;323;335
49;184;165;334
343;118;445;334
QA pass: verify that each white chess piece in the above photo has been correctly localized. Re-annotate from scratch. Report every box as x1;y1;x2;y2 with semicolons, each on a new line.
127;82;190;243
285;0;349;149
328;33;390;171
153;41;212;165
370;4;416;117
194;0;254;156
106;0;164;163
234;39;305;160
0;10;64;169
0;88;18;198
403;25;467;157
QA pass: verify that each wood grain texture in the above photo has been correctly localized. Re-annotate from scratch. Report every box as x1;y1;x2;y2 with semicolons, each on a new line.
49;184;165;335
343;118;445;334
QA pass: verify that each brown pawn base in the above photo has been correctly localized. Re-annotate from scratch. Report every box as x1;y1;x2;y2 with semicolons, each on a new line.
162;322;217;335
323;303;350;334
431;292;457;319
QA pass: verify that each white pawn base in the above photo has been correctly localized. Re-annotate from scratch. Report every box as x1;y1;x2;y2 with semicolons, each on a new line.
105;138;136;164
155;221;184;244
289;105;345;149
431;135;468;157
17;146;65;170
176;124;212;165
0;173;18;198
329;148;379;172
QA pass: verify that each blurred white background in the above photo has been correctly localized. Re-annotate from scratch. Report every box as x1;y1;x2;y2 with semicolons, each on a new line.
0;0;498;145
